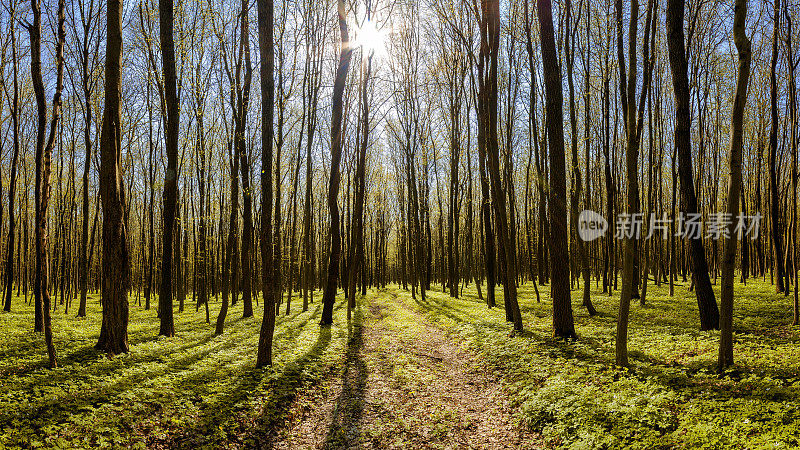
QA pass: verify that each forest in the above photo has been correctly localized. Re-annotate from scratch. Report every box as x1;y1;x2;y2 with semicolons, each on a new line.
1;0;799;447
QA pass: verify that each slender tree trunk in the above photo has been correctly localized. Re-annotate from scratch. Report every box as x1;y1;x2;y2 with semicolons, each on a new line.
240;14;254;318
30;0;65;368
566;0;595;316
216;141;238;335
320;0;352;326
347;50;372;317
256;0;276;367
3;2;20;313
667;0;720;331
769;0;786;294
719;0;751;371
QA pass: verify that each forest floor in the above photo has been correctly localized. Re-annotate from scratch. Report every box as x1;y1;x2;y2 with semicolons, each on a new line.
1;278;799;448
272;290;537;449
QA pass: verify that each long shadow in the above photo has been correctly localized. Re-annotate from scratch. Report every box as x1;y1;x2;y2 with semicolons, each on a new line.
405;289;800;403
249;324;335;449
410;293;547;340
159;300;343;447
0;324;225;397
1;311;240;378
323;307;368;449
0;303;334;440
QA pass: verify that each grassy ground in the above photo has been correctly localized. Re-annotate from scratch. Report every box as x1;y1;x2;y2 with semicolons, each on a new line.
397;278;800;449
0;291;356;448
274;289;537;448
1;279;798;449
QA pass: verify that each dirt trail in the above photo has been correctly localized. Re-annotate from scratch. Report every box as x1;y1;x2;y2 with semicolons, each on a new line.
272;290;538;449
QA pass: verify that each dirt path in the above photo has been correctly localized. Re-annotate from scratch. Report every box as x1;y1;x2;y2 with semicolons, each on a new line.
271;290;538;449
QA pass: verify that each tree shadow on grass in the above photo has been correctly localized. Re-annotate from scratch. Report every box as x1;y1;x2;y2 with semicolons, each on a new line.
250;323;336;448
409;292;549;342
1;303;331;434
323;307;367;449
155;300;348;447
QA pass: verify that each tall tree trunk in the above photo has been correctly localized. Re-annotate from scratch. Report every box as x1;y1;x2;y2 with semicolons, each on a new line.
96;0;131;356
3;0;20;313
667;0;720;331
158;0;179;337
256;0;276;367
538;0;574;338
320;0;352;326
615;0;658;365
31;0;65;368
240;5;254;318
301;28;321;311
783;2;798;324
769;0;786;294
566;0;595;316
719;0;751;371
481;0;522;331
216;141;239;335
347;49;372;318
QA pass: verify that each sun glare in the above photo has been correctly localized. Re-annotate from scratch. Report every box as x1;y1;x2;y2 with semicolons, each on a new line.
353;19;387;58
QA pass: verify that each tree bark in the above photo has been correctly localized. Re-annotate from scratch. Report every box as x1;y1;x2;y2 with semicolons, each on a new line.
256;0;276;367
666;0;720;331
320;0;352;326
3;0;20;313
719;0;751;371
30;0;66;368
96;0;131;356
538;0;574;338
769;0;786;294
158;0;179;337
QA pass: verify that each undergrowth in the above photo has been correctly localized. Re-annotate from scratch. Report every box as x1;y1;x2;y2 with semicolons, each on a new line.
3;278;799;449
396;279;800;449
0;290;361;448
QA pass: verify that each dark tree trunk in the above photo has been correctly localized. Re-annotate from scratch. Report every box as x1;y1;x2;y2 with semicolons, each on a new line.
30;0;66;368
3;1;20;313
320;0;352;326
538;0;575;338
768;0;786;294
158;0;179;337
666;0;720;331
256;0;276;367
719;0;751;371
96;0;131;356
347;50;372;318
240;14;254;318
481;0;522;331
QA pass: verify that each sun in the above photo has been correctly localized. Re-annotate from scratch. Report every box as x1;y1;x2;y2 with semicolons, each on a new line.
353;19;387;58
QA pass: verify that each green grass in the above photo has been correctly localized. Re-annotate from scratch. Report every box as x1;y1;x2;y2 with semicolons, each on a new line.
396;278;800;449
0;290;360;448
2;279;799;449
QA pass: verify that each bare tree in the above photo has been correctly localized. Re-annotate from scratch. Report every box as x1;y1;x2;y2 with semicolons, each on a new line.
30;0;66;367
158;0;179;337
320;0;353;325
2;0;20;313
537;0;573;338
719;0;751;371
666;0;720;332
96;0;131;356
768;0;786;294
480;0;522;331
615;0;657;365
256;0;276;367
